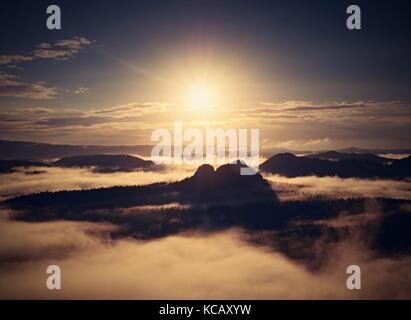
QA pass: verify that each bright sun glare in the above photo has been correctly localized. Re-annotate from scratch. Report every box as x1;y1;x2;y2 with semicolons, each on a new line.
186;84;215;110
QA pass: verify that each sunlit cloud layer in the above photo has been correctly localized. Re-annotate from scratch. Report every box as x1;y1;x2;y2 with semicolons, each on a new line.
265;174;411;201
0;72;57;99
0;166;194;200
0;100;410;149
2;164;411;201
0;219;410;299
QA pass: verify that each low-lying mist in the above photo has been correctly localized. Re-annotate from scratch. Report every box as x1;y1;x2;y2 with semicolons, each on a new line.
2;165;411;201
0;214;410;299
0;165;195;200
265;174;411;200
1;164;410;299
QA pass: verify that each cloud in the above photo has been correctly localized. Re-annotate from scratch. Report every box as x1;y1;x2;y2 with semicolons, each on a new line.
37;43;52;49
0;37;93;67
0;72;57;99
0;219;410;299
286;103;369;112
0;55;33;65
0;100;410;148
265;174;411;201
251;101;411;150
16;107;55;115
276;138;332;150
254;101;405;121
0;37;92;100
55;37;92;50
0;216;117;264
308;211;383;229
259;101;369;113
0;166;195;200
74;87;89;95
31;37;92;61
32;49;74;60
33;116;117;128
0;164;410;299
0;102;177;144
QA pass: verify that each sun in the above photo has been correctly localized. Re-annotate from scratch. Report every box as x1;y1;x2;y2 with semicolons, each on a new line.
186;84;215;110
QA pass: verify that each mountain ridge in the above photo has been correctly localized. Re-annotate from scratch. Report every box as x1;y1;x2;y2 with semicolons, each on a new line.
1;139;410;160
52;154;154;172
261;153;411;178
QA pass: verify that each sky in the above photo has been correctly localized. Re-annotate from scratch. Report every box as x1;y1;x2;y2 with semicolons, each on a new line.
0;0;410;149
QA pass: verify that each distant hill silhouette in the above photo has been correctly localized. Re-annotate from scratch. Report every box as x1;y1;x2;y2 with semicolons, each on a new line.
390;155;411;177
53;154;154;172
2;147;410;179
337;146;411;154
1;139;410;161
0;154;157;174
0;140;153;160
304;151;390;164
260;153;411;178
0;160;48;173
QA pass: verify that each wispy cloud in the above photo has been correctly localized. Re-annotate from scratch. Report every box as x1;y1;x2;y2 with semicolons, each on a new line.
0;37;93;99
276;138;332;150
0;72;57;99
0;55;33;65
55;37;92;50
266;174;411;201
0;100;410;148
0;166;193;201
74;87;89;95
0;36;93;67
